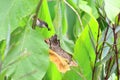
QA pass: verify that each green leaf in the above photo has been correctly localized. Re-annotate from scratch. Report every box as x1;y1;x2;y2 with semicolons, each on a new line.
97;17;108;31
79;1;92;15
60;36;74;55
108;73;117;80
48;1;56;21
73;19;81;40
95;50;114;67
66;3;77;41
52;1;68;36
65;0;84;41
74;17;98;80
63;71;81;80
37;0;55;38
61;2;68;34
92;65;102;80
0;69;7;80
62;68;85;80
117;29;120;53
0;40;6;61
2;27;49;80
0;0;39;41
43;62;62;80
53;1;61;34
80;0;98;17
104;0;120;23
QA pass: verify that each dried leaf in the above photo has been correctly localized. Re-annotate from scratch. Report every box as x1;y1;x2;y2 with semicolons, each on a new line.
46;35;78;73
49;49;70;73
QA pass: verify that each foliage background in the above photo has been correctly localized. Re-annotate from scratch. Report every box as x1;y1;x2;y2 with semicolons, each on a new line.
0;0;120;80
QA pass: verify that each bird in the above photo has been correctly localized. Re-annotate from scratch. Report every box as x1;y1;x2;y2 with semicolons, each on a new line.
36;18;50;31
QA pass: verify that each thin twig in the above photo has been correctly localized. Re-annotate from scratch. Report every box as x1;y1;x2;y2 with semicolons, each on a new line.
112;25;119;80
104;48;114;80
63;0;84;30
0;62;2;73
92;26;100;80
98;26;109;58
32;0;43;29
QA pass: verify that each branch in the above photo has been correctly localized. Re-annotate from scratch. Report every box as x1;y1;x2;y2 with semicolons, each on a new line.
98;26;109;58
92;26;109;80
92;26;100;80
63;0;84;30
112;25;119;80
104;49;115;79
32;0;43;29
0;62;2;73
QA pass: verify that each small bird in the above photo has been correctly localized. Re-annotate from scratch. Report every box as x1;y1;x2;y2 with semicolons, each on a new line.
36;18;50;31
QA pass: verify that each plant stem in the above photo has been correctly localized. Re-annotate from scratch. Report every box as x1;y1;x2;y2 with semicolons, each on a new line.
104;55;113;79
92;26;109;80
112;25;119;80
105;42;116;79
99;26;109;58
32;0;43;29
92;26;100;80
63;0;84;30
0;62;2;73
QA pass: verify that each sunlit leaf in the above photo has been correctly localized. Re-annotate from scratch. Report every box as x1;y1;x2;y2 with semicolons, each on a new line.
52;1;68;36
37;0;55;38
104;0;120;23
52;1;62;36
79;1;92;15
43;62;62;80
74;17;98;80
2;27;49;80
48;1;56;21
61;1;68;34
0;69;7;80
96;50;114;66
0;40;6;61
66;3;77;41
0;0;39;41
62;68;85;80
60;36;74;55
